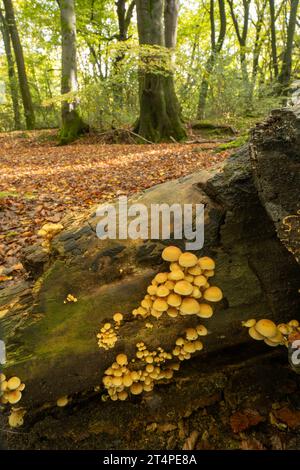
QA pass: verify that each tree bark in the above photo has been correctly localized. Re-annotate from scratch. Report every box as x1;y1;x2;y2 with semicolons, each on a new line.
269;0;278;79
0;7;20;129
277;0;299;99
134;0;186;142
197;0;226;119
2;0;35;129
59;0;87;144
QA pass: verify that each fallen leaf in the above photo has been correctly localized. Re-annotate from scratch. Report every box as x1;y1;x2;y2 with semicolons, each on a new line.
230;409;264;433
182;430;199;450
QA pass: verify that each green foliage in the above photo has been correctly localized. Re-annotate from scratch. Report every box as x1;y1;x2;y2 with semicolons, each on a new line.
0;0;298;133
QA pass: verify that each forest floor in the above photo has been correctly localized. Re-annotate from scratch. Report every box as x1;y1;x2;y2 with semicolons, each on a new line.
0;129;229;287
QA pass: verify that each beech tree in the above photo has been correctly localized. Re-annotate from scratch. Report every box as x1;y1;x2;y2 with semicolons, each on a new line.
197;0;226;119
135;0;186;142
0;6;20;129
59;0;87;144
2;0;35;129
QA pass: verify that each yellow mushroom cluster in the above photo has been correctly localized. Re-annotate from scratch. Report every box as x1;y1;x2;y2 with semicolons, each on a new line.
97;322;118;350
97;313;124;350
64;293;78;303
243;318;300;348
173;325;207;361
102;352;179;401
133;246;222;320
135;342;172;364
38;222;63;250
0;374;26;428
0;374;25;405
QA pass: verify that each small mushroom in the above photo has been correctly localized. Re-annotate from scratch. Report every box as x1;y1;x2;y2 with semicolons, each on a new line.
203;286;223;302
7;376;21;391
57;396;69;407
161;246;182;262
130;383;143;395
174;280;193;296
178;252;198;268
248;326;264;340
180;297;200;315
197;303;213;318
156;285;170;297
242;319;257;328
193;275;207;287
198;256;215;270
185;328;198;341
255;319;277;338
116;353;128;366
153;298;168;312
155;273;168;284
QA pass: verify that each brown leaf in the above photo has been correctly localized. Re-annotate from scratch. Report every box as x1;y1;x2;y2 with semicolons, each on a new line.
240;438;266;450
182;430;199;450
273;407;300;429
230;409;264;433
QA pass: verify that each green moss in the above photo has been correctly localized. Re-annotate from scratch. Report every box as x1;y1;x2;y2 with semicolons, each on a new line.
59;112;88;145
216;134;249;152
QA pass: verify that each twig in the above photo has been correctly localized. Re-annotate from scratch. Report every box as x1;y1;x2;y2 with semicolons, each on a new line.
185;138;233;144
96;128;154;145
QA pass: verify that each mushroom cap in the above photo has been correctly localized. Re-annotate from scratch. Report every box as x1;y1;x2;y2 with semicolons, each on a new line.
56;396;69;407
204;269;215;278
0;380;8;392
130;383;143;395
193;275;207;287
174;280;193;296
0;373;6;383
269;330;283;344
141;298;152;309
153;298;168;312
8;410;25;428
277;323;290;335
161;246;182;262
185;328;198;341
248;326;264;340
156;285;170;297
194;340;204;351
113;313;123;323
147;285;157;296
7;377;21;391
7;390;22;404
167;293;182;307
192;287;202;299
168;269;185;281
130;371;140;381
242;319;257;328
188;266;202;276
198;256;215;270
180;297;200;315
183;342;196;353
122;374;133;387
111;376;123;386
197;303;213;318
288;319;299;328
203;286;223;302
116;353;128;366
150;308;163;318
178;252;198;268
118;390;128;401
196;325;208;336
255;319;277;338
170;262;181;271
165;280;175;290
155;272;168;284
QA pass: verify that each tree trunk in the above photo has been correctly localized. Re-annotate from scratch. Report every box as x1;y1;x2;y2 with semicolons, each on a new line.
197;0;226;120
0;7;21;129
134;0;186;142
1;107;300;425
277;0;299;99
59;0;87;144
2;0;35;129
269;0;278;79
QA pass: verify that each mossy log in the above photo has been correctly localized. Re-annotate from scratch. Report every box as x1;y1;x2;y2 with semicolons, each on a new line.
1;107;300;410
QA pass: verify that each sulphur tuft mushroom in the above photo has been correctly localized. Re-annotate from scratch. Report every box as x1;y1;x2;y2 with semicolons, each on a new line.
180;297;200;315
198;256;215;271
203;286;223;302
255;319;277;338
162;246;182;262
8;408;26;428
174;280;193;296
178;252;198;268
57;396;69;407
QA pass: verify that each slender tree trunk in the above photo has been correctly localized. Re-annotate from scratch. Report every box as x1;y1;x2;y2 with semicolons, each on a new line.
135;0;186;142
249;0;267;104
277;0;299;98
0;7;20;129
59;0;87;144
2;0;35;129
269;0;278;79
228;0;251;107
197;0;226;119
